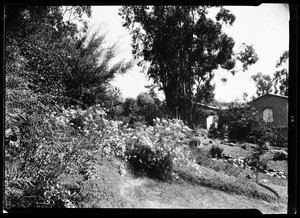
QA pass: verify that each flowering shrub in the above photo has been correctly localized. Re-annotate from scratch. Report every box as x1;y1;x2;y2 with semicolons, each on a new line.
122;118;194;181
60;107;195;180
126;119;193;163
62;107;195;168
5;99;197;208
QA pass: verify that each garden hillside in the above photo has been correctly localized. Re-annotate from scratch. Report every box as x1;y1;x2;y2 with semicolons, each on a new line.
5;105;288;213
4;5;288;214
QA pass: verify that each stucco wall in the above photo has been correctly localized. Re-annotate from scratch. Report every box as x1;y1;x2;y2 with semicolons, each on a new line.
250;94;288;127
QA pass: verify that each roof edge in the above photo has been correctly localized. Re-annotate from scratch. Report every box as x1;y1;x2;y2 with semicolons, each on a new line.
251;93;288;102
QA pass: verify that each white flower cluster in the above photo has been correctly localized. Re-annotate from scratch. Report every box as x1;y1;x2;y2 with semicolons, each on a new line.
47;105;194;166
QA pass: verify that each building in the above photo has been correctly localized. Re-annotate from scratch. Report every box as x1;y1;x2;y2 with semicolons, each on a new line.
250;93;288;138
193;102;221;130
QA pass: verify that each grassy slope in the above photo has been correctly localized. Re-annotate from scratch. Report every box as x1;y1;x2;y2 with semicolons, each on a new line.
119;174;287;213
61;153;287;213
59;132;287;213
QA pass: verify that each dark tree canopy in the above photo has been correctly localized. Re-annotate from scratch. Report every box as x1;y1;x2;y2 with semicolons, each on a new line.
119;5;258;127
5;5;92;106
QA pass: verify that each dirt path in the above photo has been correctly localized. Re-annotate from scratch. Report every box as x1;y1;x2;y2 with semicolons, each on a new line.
119;174;287;213
119;176;179;208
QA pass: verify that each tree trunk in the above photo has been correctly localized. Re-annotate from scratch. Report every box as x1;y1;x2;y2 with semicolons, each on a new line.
255;156;260;183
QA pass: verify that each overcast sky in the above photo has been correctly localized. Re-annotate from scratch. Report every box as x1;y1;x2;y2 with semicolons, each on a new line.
88;4;289;102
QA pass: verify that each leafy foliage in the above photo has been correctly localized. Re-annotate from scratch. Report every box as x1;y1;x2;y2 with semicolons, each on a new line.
123;97;139;117
209;145;224;158
246;125;287;148
218;101;261;141
136;92;161;125
125;144;173;181
236;43;259;72
251;72;274;97
251;51;288;98
64;32;133;108
273;150;288;161
6;6;92;106
273;51;289;96
104;86;124;120
4;5;133;209
122;92;164;126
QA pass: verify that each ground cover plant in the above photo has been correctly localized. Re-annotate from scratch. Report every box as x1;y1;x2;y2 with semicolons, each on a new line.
174;162;278;202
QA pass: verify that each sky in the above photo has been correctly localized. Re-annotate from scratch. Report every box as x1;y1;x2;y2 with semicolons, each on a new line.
87;4;289;103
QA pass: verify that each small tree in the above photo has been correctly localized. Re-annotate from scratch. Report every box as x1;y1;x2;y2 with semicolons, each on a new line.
136;92;160;125
248;125;272;183
64;31;133;108
122;97;138;117
246;116;287;183
104;86;124;119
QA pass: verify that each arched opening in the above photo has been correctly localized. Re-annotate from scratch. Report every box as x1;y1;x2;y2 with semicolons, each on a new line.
206;115;219;130
262;107;274;123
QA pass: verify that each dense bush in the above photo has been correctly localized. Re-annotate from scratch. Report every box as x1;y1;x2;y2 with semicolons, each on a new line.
4;5;131;209
209;145;224;158
247;125;287;148
5;100;130;209
122;93;162;126
273;150;288;161
136;92;161;125
218;101;261;141
5;29;73;208
125;144;173;181
122;118;195;181
4;104;93;208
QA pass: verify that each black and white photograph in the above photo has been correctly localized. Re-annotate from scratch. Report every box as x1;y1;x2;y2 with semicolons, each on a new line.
4;3;295;214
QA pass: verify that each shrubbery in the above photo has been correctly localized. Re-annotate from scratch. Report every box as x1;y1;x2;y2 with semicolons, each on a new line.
218;101;260;141
247;125;287;148
125;144;173;181
273;150;288;161
209;145;224;158
122;93;164;126
4;5;132;209
123;118;194;180
4;104;92;208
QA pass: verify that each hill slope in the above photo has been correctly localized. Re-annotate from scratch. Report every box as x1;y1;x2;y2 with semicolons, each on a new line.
119;172;287;213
